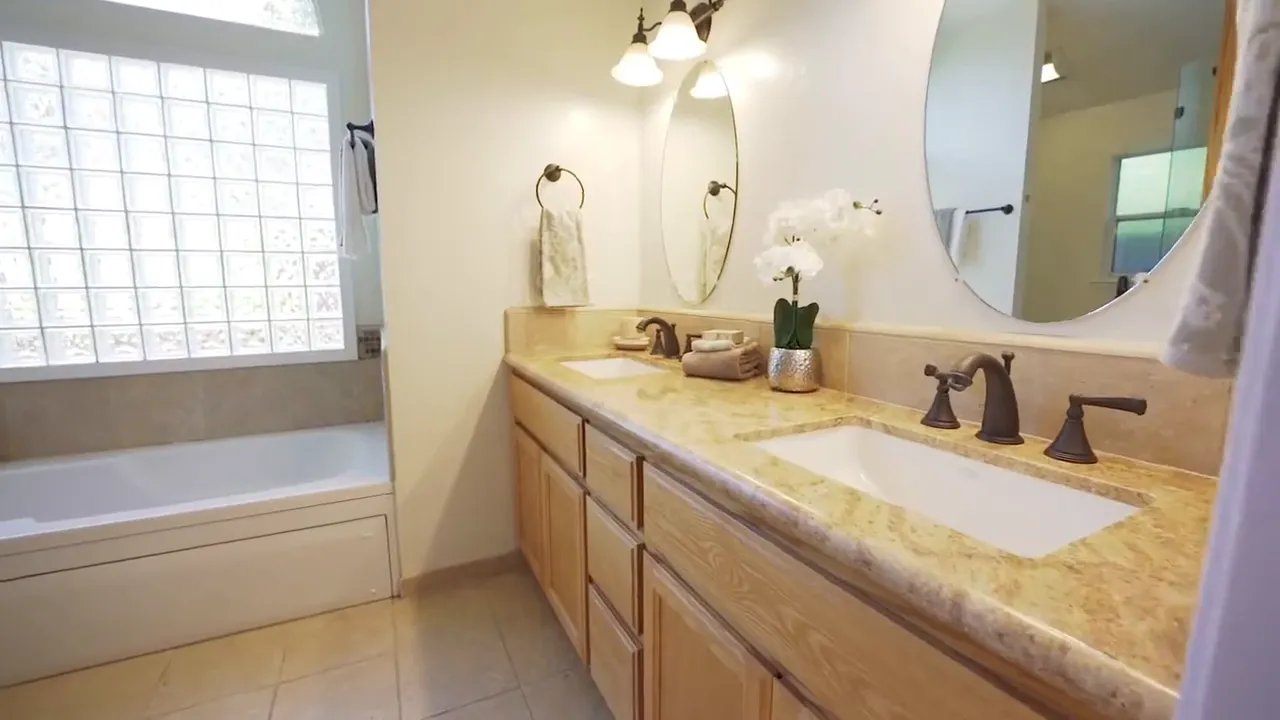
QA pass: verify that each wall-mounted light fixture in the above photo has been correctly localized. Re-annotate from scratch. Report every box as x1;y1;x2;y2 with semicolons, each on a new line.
1041;52;1063;84
612;1;727;87
688;64;728;99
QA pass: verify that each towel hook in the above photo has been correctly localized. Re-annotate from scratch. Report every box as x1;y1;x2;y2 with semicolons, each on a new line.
703;180;737;218
536;164;585;210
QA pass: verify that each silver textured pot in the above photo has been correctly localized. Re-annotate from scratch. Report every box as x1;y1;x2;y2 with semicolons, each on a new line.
767;347;821;393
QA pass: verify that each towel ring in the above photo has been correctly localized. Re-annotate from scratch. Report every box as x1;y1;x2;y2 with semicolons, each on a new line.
536;164;585;209
703;180;736;218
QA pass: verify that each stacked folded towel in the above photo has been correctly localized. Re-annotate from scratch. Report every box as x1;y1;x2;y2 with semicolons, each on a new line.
682;341;763;381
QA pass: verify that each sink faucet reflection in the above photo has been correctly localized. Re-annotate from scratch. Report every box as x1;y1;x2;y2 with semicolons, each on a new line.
637;317;681;358
947;351;1023;445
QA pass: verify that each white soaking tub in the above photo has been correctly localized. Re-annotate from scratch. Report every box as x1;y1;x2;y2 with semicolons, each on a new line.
0;422;398;688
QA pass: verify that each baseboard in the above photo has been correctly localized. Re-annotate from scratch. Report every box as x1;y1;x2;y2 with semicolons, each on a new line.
400;551;525;596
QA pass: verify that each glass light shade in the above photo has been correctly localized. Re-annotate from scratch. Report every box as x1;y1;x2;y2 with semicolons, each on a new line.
649;10;706;61
612;42;664;87
1041;61;1062;83
688;66;728;99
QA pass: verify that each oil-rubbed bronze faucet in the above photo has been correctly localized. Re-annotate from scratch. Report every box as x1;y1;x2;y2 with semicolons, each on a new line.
947;351;1023;445
637;317;681;358
1045;395;1147;464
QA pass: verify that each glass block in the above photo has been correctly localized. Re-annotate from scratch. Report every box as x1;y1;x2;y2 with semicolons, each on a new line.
209;105;253;143
171;177;215;214
307;287;341;319
32;249;85;288
73;171;125;211
212;143;254;180
45;327;96;364
65;88;117;131
305;253;339;286
0;251;34;288
116;95;164;135
133;250;179;287
271;320;308;352
80;211;130;248
223;252;264;286
0;85;7;123
253;109;293;147
294;115;329;151
26;209;79;247
4;43;59;84
168;139;213;177
296;150;331;184
183;288;226;322
230;321;269;355
111;56;160;96
175;215;219;250
124;173;171;212
207;70;250;106
38;289;90;327
69;130;121;171
227;287;267;321
179;251;222;286
256;147;296;182
164;99;210;140
60;50;112;90
290;80;328;116
310;319;344;350
268;287;305;319
187;323;229;357
0;168;19;206
0;329;45;367
263;218;300;251
216;179;258;215
266;254;303;286
250;75;291;111
138;288;183;324
85;250;134;287
95;326;144;362
143;324;187;359
20;168;75;208
298;185;334;219
0;124;14;165
219;216;260;250
14;126;68;169
120;134;168;174
161;64;206;101
259;182;298;218
128;212;175;249
0;289;38;327
301;220;336;251
89;288;138;324
0;209;24;247
8;83;63;126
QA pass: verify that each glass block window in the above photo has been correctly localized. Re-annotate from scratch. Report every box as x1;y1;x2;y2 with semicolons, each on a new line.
0;41;343;370
99;0;320;36
1111;147;1207;275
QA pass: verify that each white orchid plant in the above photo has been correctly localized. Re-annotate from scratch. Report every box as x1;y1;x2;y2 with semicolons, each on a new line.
754;190;882;350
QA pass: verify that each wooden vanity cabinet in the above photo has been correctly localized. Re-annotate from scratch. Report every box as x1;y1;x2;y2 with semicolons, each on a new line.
513;426;546;585
543;455;588;661
771;680;821;720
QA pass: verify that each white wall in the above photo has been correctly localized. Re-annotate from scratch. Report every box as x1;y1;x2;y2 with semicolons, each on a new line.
637;0;1207;350
924;0;1040;316
370;0;641;577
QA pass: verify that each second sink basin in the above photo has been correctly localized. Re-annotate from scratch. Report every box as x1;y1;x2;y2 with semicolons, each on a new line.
752;425;1139;558
561;357;665;380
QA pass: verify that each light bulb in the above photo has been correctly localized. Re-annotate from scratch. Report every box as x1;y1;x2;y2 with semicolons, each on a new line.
612;42;664;87
649;8;706;61
688;66;727;98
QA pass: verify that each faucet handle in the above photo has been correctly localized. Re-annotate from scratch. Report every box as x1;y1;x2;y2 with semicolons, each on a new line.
1045;394;1147;464
1071;395;1148;416
921;364;962;429
1001;351;1015;374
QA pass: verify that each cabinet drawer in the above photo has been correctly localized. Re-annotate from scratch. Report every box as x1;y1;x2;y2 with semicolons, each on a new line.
589;584;641;720
587;497;641;634
585;424;641;528
511;374;583;476
644;467;1042;720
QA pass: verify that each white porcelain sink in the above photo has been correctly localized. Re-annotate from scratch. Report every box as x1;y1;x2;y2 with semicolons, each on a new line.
561;358;665;380
752;426;1139;558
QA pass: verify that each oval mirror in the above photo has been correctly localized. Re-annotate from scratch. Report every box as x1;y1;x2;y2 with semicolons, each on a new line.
662;60;739;304
924;0;1230;322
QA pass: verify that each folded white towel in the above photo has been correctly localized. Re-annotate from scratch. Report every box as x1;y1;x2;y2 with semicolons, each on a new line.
538;208;589;308
339;131;377;258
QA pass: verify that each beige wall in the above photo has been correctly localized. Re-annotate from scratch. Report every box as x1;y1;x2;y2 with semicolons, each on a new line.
369;0;642;578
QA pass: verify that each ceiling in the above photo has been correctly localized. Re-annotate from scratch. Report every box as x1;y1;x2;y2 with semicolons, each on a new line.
1040;0;1226;116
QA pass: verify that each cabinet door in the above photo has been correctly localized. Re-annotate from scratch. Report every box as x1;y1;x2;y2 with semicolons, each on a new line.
771;680;821;720
643;554;772;720
544;454;588;661
514;426;546;585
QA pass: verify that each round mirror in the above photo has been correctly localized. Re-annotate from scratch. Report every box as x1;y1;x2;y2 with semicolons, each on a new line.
662;60;739;304
924;0;1229;322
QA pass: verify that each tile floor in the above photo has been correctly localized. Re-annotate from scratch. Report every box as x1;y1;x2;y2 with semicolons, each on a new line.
0;567;612;720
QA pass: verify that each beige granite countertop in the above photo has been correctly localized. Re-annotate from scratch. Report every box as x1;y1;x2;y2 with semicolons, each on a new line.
505;351;1216;720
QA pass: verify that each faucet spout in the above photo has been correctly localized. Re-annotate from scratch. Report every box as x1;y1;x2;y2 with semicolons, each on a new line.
637;317;681;358
950;352;1023;445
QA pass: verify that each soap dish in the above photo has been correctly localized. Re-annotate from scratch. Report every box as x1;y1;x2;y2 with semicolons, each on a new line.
612;336;650;351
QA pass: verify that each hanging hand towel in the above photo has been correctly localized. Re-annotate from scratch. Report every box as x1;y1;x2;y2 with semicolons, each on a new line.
700;213;731;298
538;207;590;307
1164;0;1280;377
338;131;377;258
933;208;967;262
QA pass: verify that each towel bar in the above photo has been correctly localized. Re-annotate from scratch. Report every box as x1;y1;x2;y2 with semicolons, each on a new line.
536;164;585;209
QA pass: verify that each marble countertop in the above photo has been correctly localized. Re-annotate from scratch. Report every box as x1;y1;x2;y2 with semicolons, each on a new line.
505;351;1215;720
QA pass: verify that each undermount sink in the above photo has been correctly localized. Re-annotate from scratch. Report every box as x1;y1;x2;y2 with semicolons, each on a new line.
752;425;1139;558
560;357;665;380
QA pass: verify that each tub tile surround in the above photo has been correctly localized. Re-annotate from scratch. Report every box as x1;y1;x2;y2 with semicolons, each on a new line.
0;359;384;461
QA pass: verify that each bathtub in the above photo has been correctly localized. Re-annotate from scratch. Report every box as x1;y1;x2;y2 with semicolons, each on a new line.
0;422;398;687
